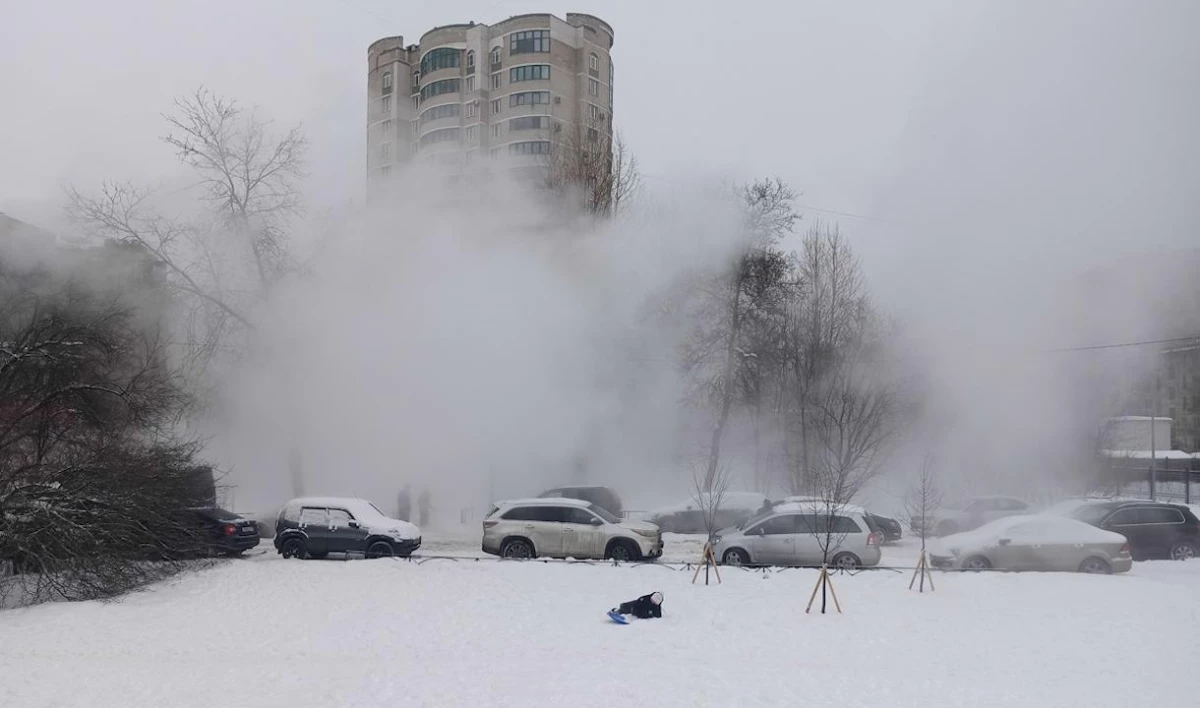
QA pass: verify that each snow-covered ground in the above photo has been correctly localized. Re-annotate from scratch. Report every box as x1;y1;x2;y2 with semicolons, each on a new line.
2;534;1199;707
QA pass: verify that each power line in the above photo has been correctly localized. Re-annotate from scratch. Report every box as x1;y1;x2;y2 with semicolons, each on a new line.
1042;336;1200;354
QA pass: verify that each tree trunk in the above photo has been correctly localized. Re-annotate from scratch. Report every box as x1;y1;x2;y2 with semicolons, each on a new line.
704;274;744;491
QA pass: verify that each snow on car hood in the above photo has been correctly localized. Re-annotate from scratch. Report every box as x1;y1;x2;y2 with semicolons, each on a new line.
619;519;660;534
929;514;1125;557
360;516;420;540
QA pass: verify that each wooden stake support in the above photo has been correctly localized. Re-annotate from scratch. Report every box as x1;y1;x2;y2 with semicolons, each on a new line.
908;549;936;593
805;564;842;614
690;542;722;585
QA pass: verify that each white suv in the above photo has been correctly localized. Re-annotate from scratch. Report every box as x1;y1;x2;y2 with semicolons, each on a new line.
483;498;663;561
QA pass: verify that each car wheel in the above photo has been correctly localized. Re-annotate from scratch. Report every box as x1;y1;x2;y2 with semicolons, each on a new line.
936;521;959;537
963;555;991;571
501;538;534;559
722;548;750;566
831;552;861;570
606;540;639;562
1169;541;1197;561
1078;557;1111;574
279;537;307;560
366;541;394;559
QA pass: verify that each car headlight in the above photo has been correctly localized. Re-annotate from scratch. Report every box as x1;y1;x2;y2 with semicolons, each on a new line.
632;528;658;538
712;536;723;545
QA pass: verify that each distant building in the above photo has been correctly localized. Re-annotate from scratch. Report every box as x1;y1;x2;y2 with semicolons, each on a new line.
1158;342;1200;451
366;12;615;197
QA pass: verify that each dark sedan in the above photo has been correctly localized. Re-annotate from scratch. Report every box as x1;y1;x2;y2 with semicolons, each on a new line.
1070;501;1200;561
866;512;903;544
193;508;260;556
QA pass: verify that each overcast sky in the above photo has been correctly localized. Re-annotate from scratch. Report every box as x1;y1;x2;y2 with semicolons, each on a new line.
3;0;1198;308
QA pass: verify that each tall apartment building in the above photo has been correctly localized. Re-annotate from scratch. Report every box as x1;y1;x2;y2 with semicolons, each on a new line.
366;13;615;195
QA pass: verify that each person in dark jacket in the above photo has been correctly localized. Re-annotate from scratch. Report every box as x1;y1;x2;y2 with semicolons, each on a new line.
612;591;664;619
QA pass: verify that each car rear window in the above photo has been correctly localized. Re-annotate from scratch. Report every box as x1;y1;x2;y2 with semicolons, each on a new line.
1138;507;1185;524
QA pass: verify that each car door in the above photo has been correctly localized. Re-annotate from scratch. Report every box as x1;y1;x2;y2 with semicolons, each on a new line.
527;506;564;557
327;508;370;553
998;520;1055;571
1101;508;1145;558
1136;506;1186;558
745;514;797;565
298;507;332;554
561;506;605;559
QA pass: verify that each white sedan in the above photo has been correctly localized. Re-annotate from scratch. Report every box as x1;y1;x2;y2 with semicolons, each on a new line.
928;514;1132;574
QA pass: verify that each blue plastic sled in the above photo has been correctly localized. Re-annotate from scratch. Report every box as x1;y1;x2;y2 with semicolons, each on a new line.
607;610;629;625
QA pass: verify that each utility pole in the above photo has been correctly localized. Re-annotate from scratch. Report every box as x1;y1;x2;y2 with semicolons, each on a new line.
1149;412;1157;501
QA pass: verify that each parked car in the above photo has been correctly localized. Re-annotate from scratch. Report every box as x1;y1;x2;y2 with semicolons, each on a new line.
865;512;903;544
712;501;882;569
929;514;1132;574
1068;501;1200;561
483;497;662;561
537;486;623;518
913;496;1034;537
192;507;260;556
647;492;767;534
274;497;421;560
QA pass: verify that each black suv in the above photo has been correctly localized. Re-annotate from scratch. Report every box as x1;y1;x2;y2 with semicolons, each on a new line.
1071;501;1200;561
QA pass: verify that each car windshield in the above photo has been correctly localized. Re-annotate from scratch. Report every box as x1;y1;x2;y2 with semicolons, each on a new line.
590;504;620;524
739;509;773;530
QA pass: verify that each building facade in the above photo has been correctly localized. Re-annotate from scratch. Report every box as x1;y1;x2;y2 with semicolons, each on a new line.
366;13;615;195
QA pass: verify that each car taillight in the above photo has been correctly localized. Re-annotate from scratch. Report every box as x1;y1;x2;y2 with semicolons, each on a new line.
1119;543;1130;556
867;532;878;547
222;523;237;536
483;520;498;528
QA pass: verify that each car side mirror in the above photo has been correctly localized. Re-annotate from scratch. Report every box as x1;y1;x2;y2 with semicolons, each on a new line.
590;517;603;526
997;537;1011;546
752;527;765;536
348;520;360;529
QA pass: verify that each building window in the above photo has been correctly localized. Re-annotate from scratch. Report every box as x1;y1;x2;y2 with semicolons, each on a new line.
510;30;550;54
510;64;550;83
491;73;502;89
491;99;501;115
382;71;393;94
465;75;475;92
490;147;502;159
589;53;599;72
492;124;501;138
420;103;461;124
510;116;549;131
412;71;420;90
465;125;477;141
509;140;550;156
381;165;392;178
587;127;599;142
381;119;393;137
380;143;391;161
381;95;392;113
589;104;601;121
588;78;600;97
490;46;501;67
420;47;461;74
609;61;614;108
418;127;461;148
510;91;551;107
465;101;476;118
466;51;475;68
419;78;461;102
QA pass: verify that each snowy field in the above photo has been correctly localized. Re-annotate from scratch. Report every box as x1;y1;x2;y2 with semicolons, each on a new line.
2;535;1199;708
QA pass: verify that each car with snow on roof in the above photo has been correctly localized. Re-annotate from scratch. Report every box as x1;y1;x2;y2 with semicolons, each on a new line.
483;497;662;561
646;491;768;534
928;514;1132;573
274;497;420;560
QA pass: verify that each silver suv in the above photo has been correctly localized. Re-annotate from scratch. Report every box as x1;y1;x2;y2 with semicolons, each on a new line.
711;501;881;569
483;498;662;561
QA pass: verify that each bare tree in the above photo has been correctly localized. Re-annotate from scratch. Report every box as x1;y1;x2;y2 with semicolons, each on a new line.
905;454;944;550
544;116;640;217
67;88;307;385
682;179;798;492
0;257;211;607
689;459;733;542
